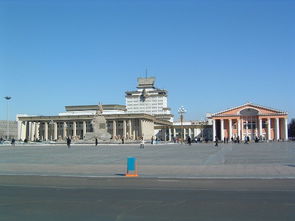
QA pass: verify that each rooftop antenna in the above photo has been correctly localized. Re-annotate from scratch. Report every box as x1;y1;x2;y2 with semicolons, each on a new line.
145;68;148;79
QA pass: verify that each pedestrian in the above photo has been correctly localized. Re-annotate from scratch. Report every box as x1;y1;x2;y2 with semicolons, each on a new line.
66;137;71;148
95;138;98;146
215;136;218;147
11;138;15;147
140;137;144;149
122;137;124;144
187;136;192;146
237;136;240;144
151;136;154;144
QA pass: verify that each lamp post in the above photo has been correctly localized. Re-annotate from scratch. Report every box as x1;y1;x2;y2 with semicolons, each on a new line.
4;96;12;140
178;106;187;144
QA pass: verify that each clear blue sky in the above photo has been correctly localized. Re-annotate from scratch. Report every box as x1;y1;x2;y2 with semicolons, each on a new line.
1;0;294;121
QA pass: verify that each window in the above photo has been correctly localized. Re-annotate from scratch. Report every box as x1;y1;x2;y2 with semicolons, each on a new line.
244;121;256;129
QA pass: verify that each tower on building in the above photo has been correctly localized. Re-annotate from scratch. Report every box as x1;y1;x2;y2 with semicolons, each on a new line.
125;77;173;122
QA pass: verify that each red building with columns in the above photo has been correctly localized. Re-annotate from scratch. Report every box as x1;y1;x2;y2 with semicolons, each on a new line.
210;103;288;141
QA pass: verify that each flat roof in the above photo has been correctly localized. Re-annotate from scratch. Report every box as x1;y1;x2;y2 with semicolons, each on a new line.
65;104;126;112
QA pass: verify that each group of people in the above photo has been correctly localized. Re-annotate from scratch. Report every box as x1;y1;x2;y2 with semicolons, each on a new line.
214;135;261;146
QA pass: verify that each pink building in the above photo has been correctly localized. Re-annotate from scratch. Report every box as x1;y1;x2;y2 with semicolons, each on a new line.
210;103;288;141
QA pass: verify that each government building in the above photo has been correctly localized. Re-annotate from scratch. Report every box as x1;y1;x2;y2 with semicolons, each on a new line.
16;78;288;143
17;77;210;142
210;103;288;141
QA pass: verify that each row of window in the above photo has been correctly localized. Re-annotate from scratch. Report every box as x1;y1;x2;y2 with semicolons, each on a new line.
230;121;268;130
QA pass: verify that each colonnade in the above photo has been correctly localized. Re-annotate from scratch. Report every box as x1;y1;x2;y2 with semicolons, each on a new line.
212;117;288;141
19;118;153;141
159;126;205;142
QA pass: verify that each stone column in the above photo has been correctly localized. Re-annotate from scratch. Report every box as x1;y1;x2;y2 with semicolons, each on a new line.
140;120;144;138
83;121;87;138
20;121;27;141
267;118;271;140
238;119;241;138
169;128;172;141
128;120;132;139
193;128;196;137
44;122;48;141
284;118;288;141
132;128;136;140
221;119;224;141
173;128;176;137
35;122;40;140
188;128;192;138
163;129;166;141
32;122;36;141
73;121;77;138
275;118;280;141
123;120;127;139
30;122;35;141
28;122;32;141
183;128;186;140
229;119;232;140
241;118;244;138
259;118;263;137
112;120;116;138
212;119;216;141
63;122;67;139
17;120;22;140
245;117;249;136
25;121;30;140
54;122;58;140
255;117;259;137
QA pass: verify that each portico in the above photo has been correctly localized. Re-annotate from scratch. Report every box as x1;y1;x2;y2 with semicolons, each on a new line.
17;112;170;142
210;103;288;141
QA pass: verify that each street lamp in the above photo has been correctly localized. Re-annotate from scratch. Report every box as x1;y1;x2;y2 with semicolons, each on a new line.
4;96;12;140
178;106;187;144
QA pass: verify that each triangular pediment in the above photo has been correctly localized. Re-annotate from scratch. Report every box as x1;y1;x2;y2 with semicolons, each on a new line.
211;103;287;117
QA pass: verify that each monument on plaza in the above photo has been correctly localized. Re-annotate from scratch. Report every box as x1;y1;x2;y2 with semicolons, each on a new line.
83;104;111;142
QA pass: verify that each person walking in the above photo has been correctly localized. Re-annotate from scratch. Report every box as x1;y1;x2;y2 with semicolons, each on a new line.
11;138;15;147
95;138;98;146
66;137;71;148
140;137;145;149
187;136;192;146
215;136;218;147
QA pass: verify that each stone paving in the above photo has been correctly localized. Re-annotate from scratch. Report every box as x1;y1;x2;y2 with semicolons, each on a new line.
0;142;295;178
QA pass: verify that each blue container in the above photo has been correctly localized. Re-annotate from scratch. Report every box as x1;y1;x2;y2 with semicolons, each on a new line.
127;157;136;171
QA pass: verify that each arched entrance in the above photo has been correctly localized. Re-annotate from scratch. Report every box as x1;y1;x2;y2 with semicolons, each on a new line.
239;108;259;140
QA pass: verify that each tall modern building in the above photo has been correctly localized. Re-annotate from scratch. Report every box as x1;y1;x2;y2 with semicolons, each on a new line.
125;77;173;122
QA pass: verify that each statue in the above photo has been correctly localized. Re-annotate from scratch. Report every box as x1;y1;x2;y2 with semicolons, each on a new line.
83;104;111;142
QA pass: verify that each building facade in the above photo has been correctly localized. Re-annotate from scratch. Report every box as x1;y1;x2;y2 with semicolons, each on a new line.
17;104;171;142
125;77;173;122
155;120;212;142
0;120;18;140
210;103;288;141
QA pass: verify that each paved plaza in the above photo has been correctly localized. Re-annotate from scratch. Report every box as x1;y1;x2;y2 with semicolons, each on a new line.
0;142;295;178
